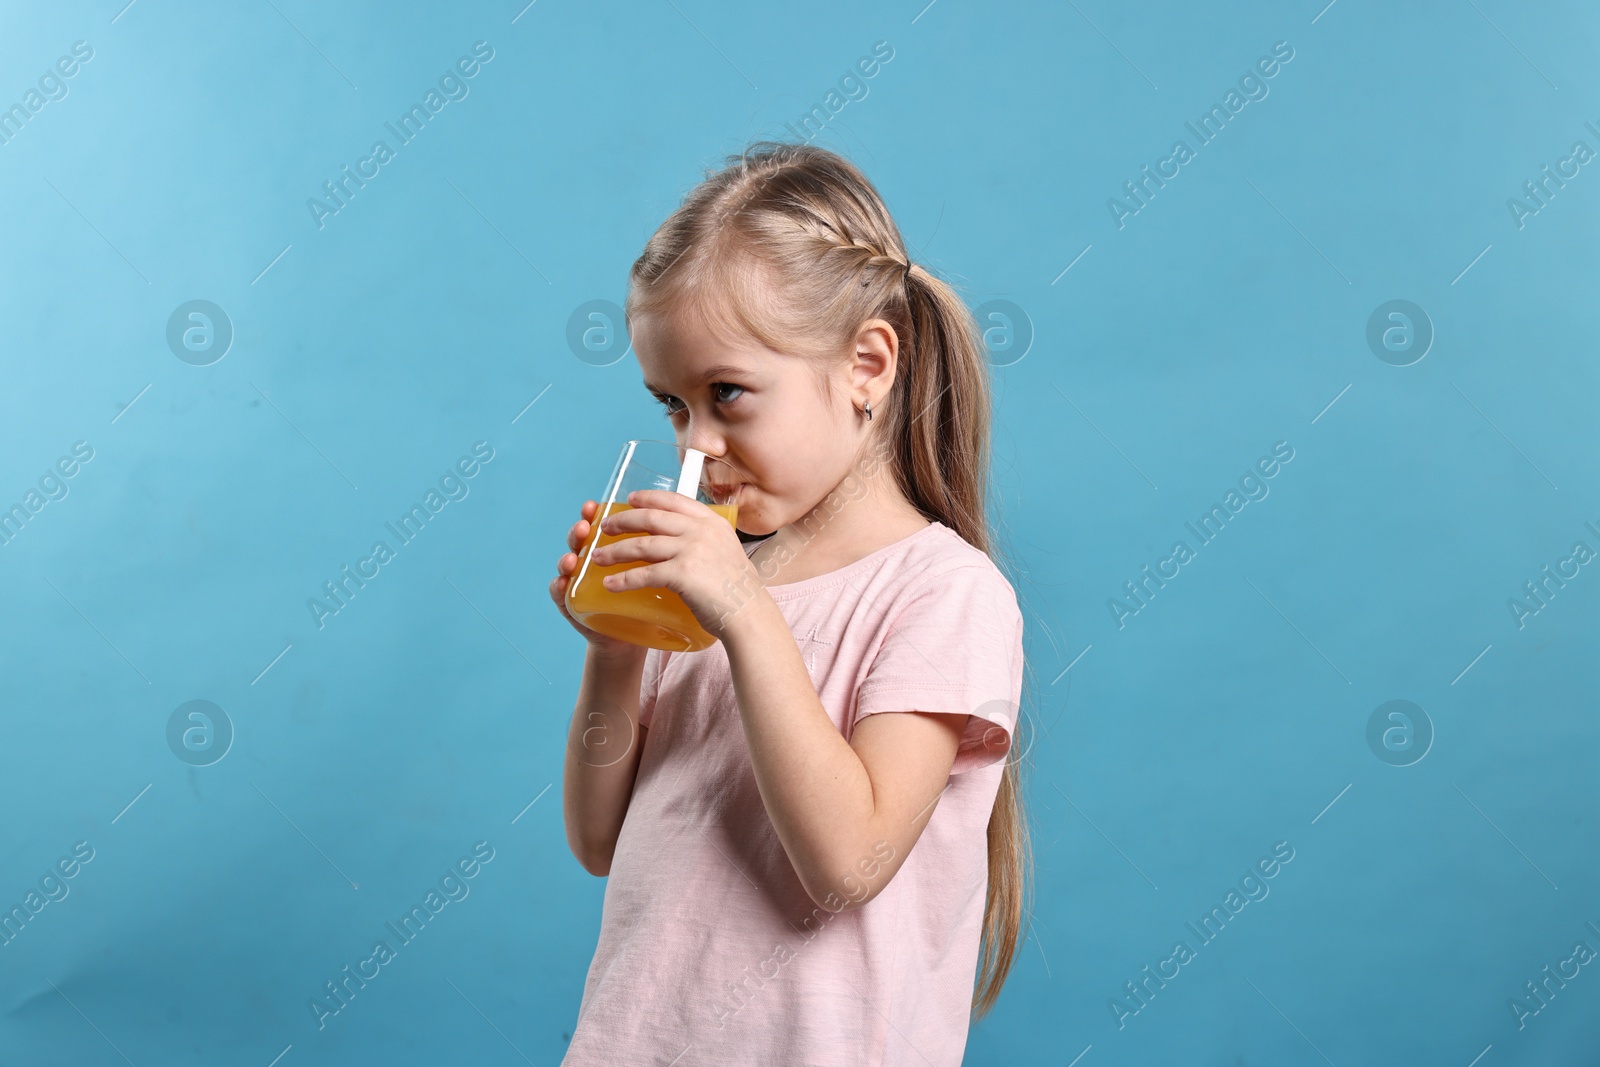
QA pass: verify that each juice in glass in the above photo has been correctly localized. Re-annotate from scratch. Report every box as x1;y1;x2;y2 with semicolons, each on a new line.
563;441;742;655
567;500;740;652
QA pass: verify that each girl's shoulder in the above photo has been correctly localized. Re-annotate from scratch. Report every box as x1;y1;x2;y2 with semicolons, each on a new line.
881;522;1022;623
903;521;1015;586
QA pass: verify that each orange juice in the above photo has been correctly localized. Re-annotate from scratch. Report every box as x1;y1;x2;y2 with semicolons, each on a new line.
566;501;739;652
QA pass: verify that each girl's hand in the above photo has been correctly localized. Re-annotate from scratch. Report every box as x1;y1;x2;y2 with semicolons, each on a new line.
551;500;649;660
587;489;762;642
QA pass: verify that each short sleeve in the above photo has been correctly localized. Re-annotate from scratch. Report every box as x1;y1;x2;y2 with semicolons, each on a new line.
853;564;1024;775
638;648;669;729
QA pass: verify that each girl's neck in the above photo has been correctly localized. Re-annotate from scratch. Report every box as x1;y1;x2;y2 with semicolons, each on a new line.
747;465;930;587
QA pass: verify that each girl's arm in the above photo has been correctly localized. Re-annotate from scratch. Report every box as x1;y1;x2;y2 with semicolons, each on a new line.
561;643;650;876
722;596;966;910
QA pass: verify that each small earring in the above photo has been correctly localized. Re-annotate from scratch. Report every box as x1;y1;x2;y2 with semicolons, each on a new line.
863;399;873;421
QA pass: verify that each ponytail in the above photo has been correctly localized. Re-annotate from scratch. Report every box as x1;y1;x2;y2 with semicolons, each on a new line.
893;256;1034;1021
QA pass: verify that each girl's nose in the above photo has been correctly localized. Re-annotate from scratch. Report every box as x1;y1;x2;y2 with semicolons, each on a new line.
684;423;726;458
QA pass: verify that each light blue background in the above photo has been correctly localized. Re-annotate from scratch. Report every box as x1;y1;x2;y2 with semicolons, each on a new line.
1;1;1596;1063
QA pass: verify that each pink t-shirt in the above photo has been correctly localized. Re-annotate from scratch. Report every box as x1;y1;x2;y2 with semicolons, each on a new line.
561;519;1025;1067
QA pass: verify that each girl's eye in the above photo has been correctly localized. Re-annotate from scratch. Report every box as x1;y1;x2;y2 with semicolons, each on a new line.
652;383;744;416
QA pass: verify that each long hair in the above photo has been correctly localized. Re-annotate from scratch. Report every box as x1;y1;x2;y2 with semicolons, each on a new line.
624;140;1035;1020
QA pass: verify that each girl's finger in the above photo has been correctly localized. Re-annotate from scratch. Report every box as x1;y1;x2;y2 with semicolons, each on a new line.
594;535;667;567
622;489;690;514
569;502;598;550
600;507;687;538
602;564;653;593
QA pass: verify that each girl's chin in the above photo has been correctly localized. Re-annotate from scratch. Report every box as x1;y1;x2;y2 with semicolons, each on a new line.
735;503;780;538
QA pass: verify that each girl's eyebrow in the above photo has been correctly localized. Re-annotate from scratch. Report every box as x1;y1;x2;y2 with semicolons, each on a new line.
642;363;751;393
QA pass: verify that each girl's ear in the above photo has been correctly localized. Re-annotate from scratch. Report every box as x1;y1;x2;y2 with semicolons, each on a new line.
850;317;899;404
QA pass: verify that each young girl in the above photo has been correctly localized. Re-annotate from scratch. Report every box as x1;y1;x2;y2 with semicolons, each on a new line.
549;141;1033;1066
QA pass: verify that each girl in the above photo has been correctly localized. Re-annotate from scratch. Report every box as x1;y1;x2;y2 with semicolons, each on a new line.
549;141;1034;1066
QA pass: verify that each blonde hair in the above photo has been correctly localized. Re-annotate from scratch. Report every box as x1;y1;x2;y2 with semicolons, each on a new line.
625;140;1036;1019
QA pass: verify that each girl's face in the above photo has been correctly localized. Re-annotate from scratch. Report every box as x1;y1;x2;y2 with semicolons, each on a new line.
630;306;883;537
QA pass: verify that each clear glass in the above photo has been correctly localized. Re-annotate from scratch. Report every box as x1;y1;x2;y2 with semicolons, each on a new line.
565;439;745;652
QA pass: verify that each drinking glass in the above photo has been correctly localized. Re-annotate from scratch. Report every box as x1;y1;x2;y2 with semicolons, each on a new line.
566;439;744;652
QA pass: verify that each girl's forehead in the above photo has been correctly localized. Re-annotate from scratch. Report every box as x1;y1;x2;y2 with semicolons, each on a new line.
635;297;755;350
634;310;783;386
